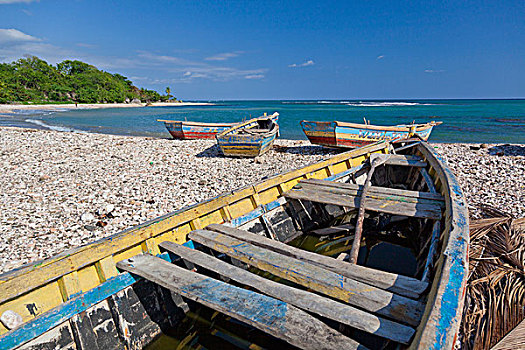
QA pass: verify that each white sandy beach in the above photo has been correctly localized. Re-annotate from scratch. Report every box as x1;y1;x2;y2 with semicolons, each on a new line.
0;126;523;273
0;101;211;114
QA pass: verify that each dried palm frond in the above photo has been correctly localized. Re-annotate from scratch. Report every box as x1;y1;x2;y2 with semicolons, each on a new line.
460;205;525;349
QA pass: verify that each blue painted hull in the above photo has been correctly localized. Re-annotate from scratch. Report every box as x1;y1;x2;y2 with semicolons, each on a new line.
301;120;440;148
216;116;279;157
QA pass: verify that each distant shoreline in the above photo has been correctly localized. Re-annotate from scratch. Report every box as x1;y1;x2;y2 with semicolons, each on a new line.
0;101;212;114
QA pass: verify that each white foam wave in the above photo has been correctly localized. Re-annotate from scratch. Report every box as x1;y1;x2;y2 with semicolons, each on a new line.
24;119;86;133
346;102;434;107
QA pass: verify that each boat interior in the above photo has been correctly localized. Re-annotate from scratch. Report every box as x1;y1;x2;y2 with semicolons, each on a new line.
118;143;447;349
237;117;277;135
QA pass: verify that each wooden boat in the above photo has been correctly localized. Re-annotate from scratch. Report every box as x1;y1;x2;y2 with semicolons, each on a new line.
157;119;235;139
0;140;468;350
216;115;279;157
300;120;442;148
158;112;279;140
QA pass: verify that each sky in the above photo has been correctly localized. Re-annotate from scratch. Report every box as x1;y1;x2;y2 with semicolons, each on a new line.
0;0;524;100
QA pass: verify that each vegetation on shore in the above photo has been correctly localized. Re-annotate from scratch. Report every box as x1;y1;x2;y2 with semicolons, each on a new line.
0;56;174;104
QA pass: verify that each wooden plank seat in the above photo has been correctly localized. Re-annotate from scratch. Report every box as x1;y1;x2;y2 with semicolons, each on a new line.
207;224;428;299
382;154;427;167
284;178;444;220
188;229;425;326
159;241;415;344
116;254;364;350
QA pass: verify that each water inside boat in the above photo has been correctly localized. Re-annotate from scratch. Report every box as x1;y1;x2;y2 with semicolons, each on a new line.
145;207;420;350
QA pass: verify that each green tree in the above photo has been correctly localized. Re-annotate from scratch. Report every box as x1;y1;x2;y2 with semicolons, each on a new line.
0;56;167;104
165;87;171;101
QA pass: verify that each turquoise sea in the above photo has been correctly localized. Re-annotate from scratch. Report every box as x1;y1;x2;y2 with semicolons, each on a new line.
1;99;524;143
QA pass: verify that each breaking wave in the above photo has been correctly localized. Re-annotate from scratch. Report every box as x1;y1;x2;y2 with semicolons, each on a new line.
24;119;86;133
346;102;435;107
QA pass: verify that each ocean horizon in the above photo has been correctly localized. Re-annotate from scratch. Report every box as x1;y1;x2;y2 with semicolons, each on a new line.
1;99;524;144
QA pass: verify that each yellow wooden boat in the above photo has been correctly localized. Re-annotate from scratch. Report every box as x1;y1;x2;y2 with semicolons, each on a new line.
0;141;469;350
216;115;279;157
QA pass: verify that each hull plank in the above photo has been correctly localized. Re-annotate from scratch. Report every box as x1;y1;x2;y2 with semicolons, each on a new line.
117;254;365;350
160;241;416;344
207;223;428;298
188;229;425;326
158;120;234;140
69;300;121;350
16;323;76;350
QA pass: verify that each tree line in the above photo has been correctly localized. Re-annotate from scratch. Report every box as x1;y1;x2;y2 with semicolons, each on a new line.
0;56;174;104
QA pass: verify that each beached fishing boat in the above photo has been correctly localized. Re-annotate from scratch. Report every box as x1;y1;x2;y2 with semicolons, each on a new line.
157;119;235;139
216;115;279;157
0;140;468;350
301;120;442;148
158;112;279;140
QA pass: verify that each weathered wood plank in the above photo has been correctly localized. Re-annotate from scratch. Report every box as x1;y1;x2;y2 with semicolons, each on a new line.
310;223;355;235
284;188;443;220
383;155;427;167
419;168;437;194
160;241;415;344
116;254;366;350
299;179;445;202
207;223;427;299
491;318;525;350
394;142;421;153
421;221;441;283
189;229;425;326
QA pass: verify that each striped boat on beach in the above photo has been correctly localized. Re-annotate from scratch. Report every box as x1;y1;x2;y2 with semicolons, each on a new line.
301;120;442;148
158;112;279;140
216;113;279;157
157;120;235;139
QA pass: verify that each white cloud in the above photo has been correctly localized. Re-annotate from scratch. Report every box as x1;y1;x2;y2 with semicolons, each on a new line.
424;69;445;73
0;29;267;86
205;51;243;61
0;0;37;3
377;55;384;60
245;74;264;79
134;51;267;82
0;28;41;43
288;59;315;68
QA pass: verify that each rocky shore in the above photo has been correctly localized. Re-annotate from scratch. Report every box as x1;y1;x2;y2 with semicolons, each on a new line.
0;127;523;273
433;143;524;219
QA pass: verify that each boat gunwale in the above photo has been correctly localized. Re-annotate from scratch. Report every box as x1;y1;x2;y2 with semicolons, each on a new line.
300;119;441;132
216;117;279;140
335;120;440;131
408;141;469;349
300;120;443;132
0;141;388;305
157;119;236;127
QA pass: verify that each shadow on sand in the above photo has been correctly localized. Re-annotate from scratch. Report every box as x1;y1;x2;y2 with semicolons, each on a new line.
195;144;224;158
272;144;342;156
196;144;342;158
489;144;525;156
